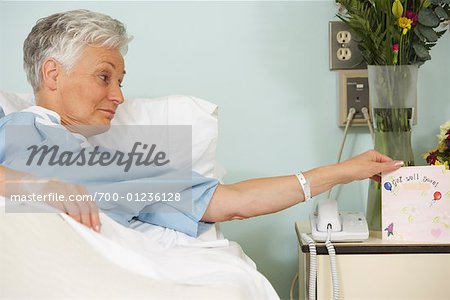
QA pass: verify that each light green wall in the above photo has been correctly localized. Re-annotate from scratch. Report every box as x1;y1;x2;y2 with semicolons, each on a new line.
1;1;449;299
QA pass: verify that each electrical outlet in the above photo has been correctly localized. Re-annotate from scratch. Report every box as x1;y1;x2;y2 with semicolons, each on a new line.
329;21;366;70
338;69;371;127
336;30;351;44
337;48;352;61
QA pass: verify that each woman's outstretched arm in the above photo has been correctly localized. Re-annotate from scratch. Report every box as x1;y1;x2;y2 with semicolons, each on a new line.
202;150;403;222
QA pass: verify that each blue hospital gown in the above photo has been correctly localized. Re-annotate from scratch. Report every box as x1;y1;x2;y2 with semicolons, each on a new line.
0;106;219;237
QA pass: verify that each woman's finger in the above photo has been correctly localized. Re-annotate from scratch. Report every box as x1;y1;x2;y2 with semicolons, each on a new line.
86;197;101;232
371;150;394;163
76;200;93;230
63;201;82;224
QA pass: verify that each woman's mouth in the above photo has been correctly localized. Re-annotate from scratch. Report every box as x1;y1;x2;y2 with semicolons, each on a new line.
98;108;116;119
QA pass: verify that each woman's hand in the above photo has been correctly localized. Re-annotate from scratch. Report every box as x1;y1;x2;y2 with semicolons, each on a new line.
338;150;404;183
1;166;101;233
40;180;101;232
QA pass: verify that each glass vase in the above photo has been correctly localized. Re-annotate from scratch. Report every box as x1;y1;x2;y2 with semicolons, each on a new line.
366;65;418;231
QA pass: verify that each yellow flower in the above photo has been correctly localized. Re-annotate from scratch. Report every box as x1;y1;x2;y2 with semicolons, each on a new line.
435;161;449;170
437;143;447;152
438;120;450;141
392;0;404;18
398;17;413;35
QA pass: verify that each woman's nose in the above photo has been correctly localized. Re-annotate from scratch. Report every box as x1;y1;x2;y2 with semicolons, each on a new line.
109;84;125;105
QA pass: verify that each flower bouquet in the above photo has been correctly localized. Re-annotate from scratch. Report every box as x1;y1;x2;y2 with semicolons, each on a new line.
424;120;450;169
336;0;450;65
335;0;450;230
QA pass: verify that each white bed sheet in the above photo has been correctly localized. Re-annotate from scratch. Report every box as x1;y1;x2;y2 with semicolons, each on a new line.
1;198;279;299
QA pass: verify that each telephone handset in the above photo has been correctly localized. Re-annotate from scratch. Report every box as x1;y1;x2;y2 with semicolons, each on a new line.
310;198;369;242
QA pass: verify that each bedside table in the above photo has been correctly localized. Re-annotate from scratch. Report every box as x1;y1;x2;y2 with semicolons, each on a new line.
295;222;450;300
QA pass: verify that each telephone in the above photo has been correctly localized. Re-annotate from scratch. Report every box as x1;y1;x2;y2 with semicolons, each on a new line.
310;198;369;242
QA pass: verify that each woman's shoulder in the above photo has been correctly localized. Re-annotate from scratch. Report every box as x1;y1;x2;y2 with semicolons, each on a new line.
0;111;38;127
0;106;60;128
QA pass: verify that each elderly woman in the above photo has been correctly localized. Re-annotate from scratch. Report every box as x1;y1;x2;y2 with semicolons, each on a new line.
0;10;403;236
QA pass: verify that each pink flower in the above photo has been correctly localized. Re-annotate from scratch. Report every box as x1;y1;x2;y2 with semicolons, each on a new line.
405;11;418;26
392;43;400;52
426;150;439;165
446;129;450;148
392;43;399;64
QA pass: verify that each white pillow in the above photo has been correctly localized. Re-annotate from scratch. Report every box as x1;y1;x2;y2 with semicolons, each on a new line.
0;91;35;115
0;91;224;179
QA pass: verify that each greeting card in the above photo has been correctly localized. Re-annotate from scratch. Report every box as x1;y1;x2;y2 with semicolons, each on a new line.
382;166;450;243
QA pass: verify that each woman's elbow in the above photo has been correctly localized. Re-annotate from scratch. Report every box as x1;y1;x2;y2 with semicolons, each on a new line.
201;184;247;222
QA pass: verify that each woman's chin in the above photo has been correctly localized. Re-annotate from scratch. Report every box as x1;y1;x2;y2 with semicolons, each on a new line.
89;123;111;136
88;120;112;136
65;122;111;137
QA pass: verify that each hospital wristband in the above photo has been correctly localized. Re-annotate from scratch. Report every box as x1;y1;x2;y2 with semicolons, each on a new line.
295;172;311;201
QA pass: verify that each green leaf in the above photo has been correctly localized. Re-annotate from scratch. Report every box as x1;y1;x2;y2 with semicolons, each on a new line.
422;0;432;8
435;6;449;19
437;29;448;38
431;0;441;4
413;42;432;59
425;42;437;49
418;24;439;41
419;8;441;27
414;26;427;41
391;28;402;40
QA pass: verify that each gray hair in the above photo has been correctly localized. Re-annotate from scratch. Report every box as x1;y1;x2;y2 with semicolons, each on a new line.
23;9;132;93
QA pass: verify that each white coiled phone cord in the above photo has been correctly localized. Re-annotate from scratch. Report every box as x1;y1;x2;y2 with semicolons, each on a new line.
325;225;340;300
293;233;317;300
294;232;339;300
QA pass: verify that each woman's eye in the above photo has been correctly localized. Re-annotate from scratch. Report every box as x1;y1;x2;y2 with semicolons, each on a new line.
98;75;109;83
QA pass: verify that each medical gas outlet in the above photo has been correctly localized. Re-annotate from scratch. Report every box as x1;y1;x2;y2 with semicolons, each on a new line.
338;69;370;127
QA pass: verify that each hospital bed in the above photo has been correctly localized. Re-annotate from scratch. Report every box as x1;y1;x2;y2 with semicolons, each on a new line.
0;92;279;299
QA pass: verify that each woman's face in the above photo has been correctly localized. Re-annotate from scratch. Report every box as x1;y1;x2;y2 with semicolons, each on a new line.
56;46;125;128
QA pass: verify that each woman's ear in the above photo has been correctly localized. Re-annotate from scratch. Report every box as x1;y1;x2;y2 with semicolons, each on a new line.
41;58;60;91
